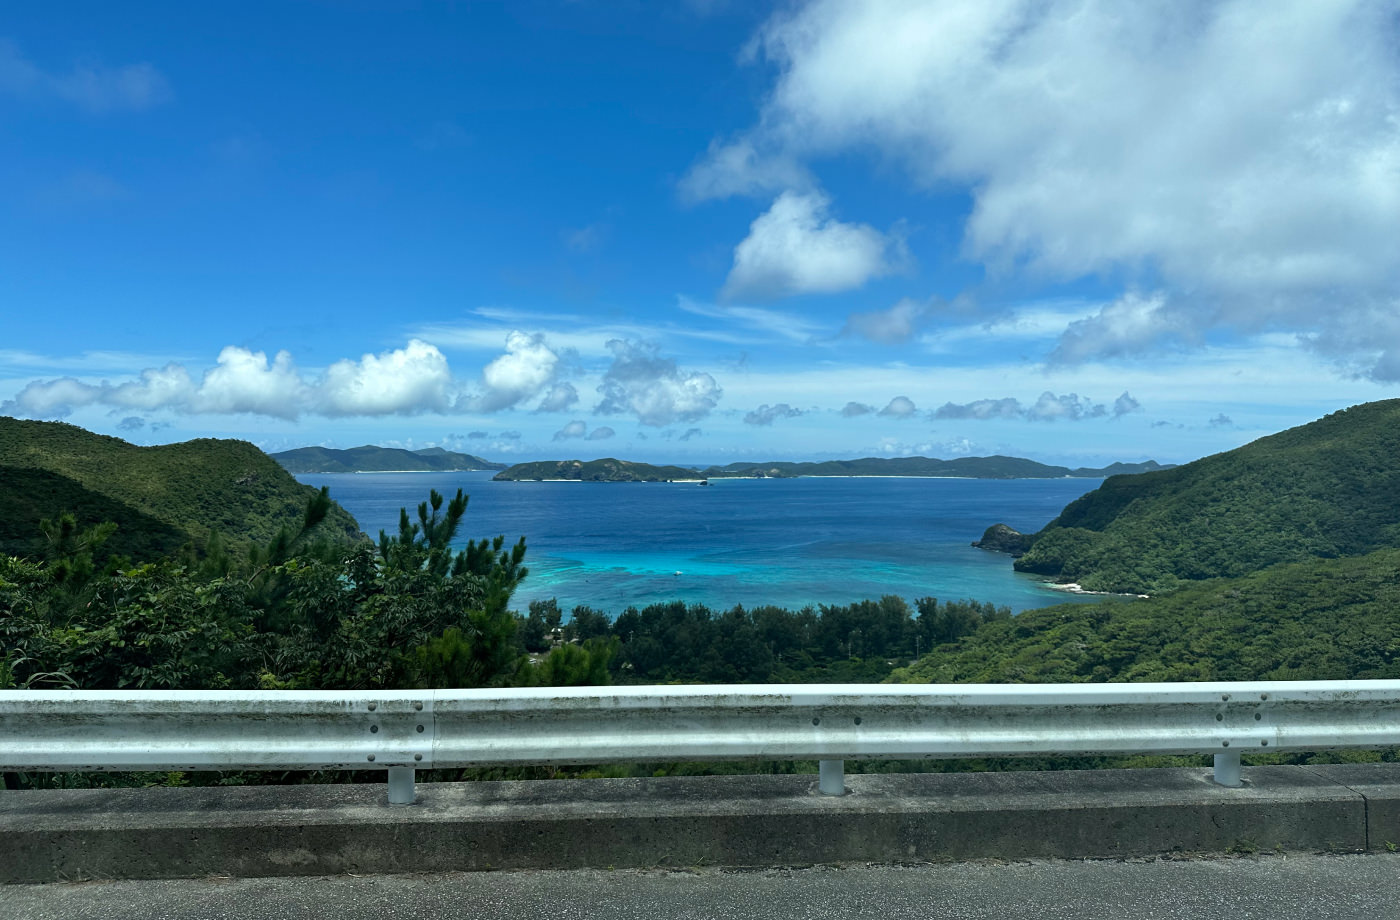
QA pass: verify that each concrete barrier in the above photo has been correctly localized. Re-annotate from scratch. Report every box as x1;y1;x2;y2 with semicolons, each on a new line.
4;763;1398;883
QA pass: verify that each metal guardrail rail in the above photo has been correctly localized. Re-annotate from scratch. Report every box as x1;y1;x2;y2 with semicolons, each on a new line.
5;681;1400;804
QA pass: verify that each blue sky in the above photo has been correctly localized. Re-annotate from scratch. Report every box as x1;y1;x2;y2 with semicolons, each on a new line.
3;0;1398;467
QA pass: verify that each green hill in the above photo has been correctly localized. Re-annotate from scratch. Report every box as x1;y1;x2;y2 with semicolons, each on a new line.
494;458;702;482
271;445;505;473
893;546;1400;685
0;418;362;560
1012;399;1400;594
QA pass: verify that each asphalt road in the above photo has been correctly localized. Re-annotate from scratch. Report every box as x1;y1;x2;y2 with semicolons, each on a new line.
6;853;1400;920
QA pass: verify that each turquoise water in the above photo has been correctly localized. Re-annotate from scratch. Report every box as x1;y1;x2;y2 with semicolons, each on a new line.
296;472;1105;615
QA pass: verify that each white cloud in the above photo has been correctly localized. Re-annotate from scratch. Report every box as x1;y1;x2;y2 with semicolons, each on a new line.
1113;392;1142;418
586;425;616;441
3;341;457;420
933;397;1022;421
933;391;1137;422
595;339;722;426
2;376;104;417
553;420;588;441
110;363;198;411
722;190;906;301
0;39;171;112
744;403;803;426
844;297;938;344
468;332;562;412
698;0;1400;374
319;339;453;416
535;382;579;413
193;347;308;418
1026;392;1107;423
841;401;875;417
1051;293;1195;364
678;138;812;202
877;395;918;418
676;297;823;343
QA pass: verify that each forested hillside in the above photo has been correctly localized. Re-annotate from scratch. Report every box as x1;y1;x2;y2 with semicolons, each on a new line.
1013;400;1400;593
272;445;505;473
494;458;701;481
895;546;1400;684
0;417;361;558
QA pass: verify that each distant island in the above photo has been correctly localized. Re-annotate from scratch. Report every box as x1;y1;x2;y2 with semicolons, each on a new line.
271;445;507;474
492;458;705;482
493;456;1171;482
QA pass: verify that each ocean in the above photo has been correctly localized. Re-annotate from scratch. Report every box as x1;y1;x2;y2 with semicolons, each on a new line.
295;472;1105;616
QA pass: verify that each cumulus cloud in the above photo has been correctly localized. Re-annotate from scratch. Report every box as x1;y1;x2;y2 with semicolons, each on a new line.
1113;392;1142;418
678;138;812;202
722;190;906;301
877;396;918;418
1051;293;1195;364
935;392;1135;422
0;39;172;112
840;401;875;417
553;420;588;441
468;332;562;413
743;403;803;426
595;339;722;426
694;0;1400;375
934;397;1022;421
1209;413;1235;428
116;416;144;431
586;426;616;441
679;427;703;442
535;381;579;413
1026;392;1108;423
319;339;452;416
2;341;458;420
842;297;939;344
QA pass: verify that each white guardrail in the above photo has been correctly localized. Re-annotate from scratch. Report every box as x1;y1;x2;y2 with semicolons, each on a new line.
4;681;1400;804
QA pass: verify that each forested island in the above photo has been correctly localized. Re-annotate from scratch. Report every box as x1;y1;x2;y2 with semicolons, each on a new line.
272;445;505;473
492;456;1171;482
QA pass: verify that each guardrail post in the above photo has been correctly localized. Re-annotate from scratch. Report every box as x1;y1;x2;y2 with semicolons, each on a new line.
387;767;416;805
818;759;845;796
1213;751;1241;787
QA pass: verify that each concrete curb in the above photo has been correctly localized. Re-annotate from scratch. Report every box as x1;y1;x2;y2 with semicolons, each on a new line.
3;764;1397;882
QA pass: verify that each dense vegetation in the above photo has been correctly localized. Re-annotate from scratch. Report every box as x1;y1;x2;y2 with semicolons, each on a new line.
523;595;1011;684
0;487;618;696
0;418;361;558
272;445;504;473
494;458;702;482
898;547;1400;684
1014;400;1400;593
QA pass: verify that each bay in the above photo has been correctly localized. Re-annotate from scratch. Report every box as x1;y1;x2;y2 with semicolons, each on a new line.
296;472;1105;615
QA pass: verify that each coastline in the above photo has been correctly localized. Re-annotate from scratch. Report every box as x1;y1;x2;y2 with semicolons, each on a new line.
1043;581;1150;600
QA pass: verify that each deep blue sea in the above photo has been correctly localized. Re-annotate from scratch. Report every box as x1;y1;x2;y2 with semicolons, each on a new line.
295;472;1105;616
